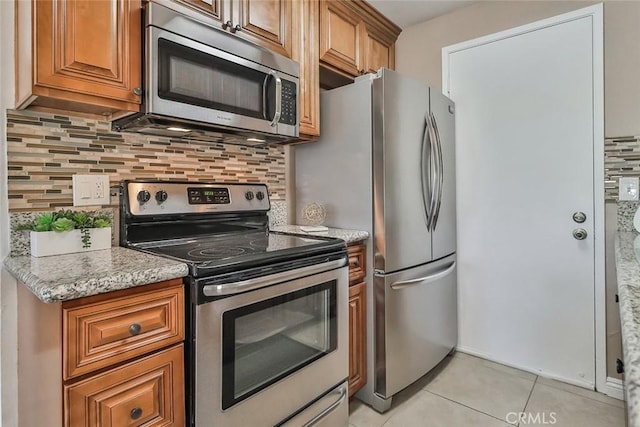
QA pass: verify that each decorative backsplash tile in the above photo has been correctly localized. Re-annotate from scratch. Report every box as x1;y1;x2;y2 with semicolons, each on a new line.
6;109;286;211
605;136;640;201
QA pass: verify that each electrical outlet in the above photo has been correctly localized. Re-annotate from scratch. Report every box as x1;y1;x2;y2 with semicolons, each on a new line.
619;177;640;201
72;175;110;206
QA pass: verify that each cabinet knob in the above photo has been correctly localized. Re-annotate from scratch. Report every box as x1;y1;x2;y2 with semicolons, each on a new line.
129;323;142;336
232;24;242;33
130;407;143;420
222;20;233;30
133;87;142;96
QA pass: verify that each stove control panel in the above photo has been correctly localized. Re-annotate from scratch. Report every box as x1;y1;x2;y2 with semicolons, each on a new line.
188;187;230;205
125;181;270;216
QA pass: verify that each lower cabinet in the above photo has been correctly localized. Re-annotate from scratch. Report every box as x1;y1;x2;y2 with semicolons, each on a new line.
66;345;184;427
16;278;185;427
348;281;367;397
347;243;367;397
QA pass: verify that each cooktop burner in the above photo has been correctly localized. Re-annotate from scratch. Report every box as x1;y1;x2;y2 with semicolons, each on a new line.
134;231;344;277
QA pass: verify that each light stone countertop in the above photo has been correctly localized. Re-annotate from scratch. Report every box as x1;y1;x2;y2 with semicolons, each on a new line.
271;225;369;244
614;231;640;424
3;247;188;303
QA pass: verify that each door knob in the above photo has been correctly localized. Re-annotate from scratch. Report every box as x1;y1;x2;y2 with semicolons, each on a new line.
572;212;586;223
222;20;233;30
573;228;587;240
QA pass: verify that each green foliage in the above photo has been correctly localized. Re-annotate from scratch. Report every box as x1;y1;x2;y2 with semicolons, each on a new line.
17;210;113;250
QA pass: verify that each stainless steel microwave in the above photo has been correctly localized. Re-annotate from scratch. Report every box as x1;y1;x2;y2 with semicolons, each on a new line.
113;1;299;145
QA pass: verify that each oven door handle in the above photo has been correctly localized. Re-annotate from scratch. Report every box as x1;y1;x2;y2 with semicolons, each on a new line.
202;258;347;297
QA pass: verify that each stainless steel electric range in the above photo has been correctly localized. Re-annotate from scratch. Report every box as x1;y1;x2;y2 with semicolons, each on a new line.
120;180;350;427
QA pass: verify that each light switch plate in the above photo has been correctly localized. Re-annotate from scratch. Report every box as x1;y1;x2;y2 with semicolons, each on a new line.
619;177;639;201
72;174;110;206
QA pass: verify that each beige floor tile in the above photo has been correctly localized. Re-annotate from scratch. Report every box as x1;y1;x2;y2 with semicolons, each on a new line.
525;383;625;427
455;351;537;381
536;376;625;409
424;352;536;421
383;390;511;427
349;399;394;427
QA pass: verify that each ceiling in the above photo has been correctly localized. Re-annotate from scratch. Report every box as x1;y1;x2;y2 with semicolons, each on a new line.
367;0;475;29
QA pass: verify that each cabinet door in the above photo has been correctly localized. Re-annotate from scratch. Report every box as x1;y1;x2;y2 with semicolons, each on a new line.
364;25;396;74
292;0;320;137
320;0;364;77
65;345;185;427
348;281;367;397
33;0;142;111
182;0;225;22
232;0;293;58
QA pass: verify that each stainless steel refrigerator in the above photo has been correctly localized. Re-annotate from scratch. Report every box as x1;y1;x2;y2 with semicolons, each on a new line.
294;68;457;413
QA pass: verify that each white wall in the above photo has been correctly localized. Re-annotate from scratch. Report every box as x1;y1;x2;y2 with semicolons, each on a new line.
0;1;17;426
396;0;640;138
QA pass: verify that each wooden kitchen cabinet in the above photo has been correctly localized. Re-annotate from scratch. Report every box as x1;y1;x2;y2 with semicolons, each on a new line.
17;279;185;427
181;0;293;58
347;242;367;397
319;0;400;84
16;0;143;116
66;345;185;427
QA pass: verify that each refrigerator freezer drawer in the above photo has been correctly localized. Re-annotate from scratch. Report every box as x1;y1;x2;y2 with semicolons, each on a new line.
375;255;457;398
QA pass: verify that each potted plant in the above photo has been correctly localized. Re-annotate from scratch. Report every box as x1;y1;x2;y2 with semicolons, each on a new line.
18;210;112;257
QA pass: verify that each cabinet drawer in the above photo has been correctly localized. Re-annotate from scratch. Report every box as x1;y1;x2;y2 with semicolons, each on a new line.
65;344;185;427
63;281;184;380
347;243;366;285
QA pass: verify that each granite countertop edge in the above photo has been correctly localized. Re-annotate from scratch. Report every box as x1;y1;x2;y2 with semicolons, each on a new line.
614;231;640;423
3;247;189;303
271;225;369;244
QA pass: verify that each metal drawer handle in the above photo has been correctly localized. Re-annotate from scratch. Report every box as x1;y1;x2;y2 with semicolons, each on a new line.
130;407;143;420
303;385;347;427
129;323;142;336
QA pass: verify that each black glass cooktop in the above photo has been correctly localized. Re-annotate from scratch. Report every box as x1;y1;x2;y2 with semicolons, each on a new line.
134;231;346;277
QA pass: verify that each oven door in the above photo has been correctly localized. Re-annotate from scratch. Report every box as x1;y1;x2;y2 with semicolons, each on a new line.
194;263;349;427
147;26;298;137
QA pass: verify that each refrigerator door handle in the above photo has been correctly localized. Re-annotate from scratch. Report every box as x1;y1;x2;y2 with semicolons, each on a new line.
430;112;444;230
427;114;439;230
421;115;433;227
390;261;457;290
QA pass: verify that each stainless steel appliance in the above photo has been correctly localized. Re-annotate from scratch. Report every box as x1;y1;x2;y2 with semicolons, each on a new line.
112;2;299;145
295;68;457;413
120;180;349;427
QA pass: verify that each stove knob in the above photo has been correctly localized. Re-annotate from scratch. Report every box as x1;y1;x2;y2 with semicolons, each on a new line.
256;191;265;201
245;191;254;201
155;190;168;203
137;190;151;204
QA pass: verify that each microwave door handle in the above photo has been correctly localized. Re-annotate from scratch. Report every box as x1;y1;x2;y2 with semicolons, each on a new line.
268;70;282;127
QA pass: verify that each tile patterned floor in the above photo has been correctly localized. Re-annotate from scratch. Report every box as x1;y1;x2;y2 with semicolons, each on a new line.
349;352;626;427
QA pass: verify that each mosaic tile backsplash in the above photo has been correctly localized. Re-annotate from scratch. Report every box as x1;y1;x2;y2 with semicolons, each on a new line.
605;136;640;201
6;109;286;211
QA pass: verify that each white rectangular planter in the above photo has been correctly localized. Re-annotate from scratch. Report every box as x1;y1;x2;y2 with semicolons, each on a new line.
30;228;112;257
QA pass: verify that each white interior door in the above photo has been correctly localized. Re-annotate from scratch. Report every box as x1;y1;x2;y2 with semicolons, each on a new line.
443;7;603;387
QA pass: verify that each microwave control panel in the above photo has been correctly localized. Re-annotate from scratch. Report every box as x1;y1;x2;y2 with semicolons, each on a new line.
280;80;297;126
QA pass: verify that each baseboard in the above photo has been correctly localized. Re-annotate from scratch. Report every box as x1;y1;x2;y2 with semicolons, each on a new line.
602;377;625;401
455;346;595;390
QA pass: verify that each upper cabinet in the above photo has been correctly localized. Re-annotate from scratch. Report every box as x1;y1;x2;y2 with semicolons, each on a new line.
16;0;143;116
319;0;400;81
182;0;293;58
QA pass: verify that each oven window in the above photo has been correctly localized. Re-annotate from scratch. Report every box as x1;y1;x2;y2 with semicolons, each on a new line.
221;280;337;409
157;38;274;120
